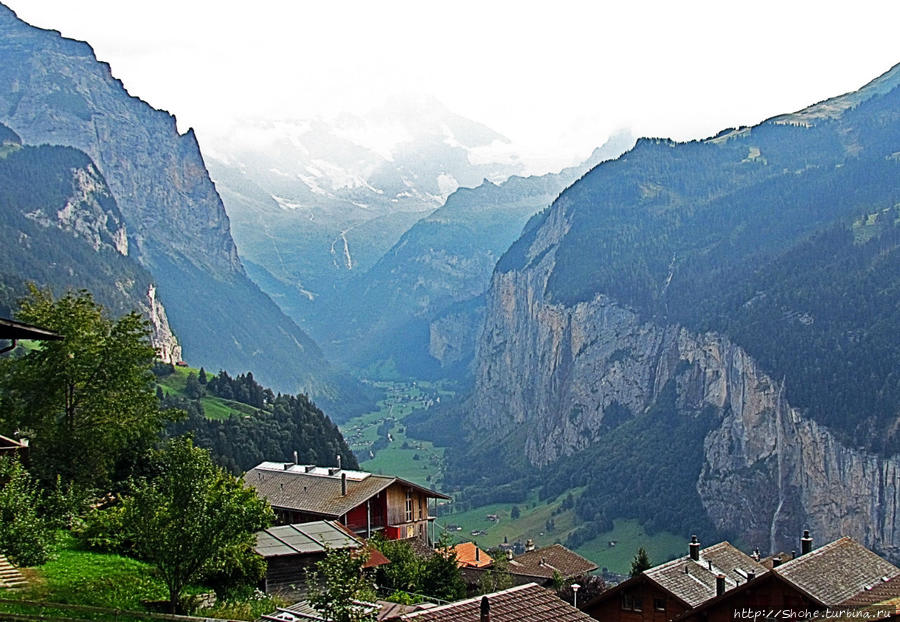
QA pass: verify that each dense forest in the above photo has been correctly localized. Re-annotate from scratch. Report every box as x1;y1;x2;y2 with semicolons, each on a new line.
160;367;358;473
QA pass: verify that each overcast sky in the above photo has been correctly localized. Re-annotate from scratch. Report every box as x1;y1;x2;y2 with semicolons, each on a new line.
6;0;900;172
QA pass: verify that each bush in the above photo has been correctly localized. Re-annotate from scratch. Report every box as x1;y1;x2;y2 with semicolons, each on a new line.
0;457;54;566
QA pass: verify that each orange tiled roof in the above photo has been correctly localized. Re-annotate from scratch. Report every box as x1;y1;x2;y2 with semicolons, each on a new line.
452;542;493;568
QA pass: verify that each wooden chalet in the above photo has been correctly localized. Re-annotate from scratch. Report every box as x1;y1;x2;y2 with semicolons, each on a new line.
254;520;389;595
583;536;766;622
244;462;450;544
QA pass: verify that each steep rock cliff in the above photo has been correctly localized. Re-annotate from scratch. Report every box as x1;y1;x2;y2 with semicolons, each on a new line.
468;63;900;557
473;238;900;556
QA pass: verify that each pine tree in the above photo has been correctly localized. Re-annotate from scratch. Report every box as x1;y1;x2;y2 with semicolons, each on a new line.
630;547;652;577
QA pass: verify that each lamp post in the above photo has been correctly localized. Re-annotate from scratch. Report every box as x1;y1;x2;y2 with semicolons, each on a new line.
572;583;581;609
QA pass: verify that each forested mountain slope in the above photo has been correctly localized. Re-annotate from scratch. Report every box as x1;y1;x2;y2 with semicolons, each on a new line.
459;62;900;558
0;122;180;360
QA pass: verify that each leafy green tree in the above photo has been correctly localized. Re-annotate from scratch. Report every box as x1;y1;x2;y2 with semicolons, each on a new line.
371;535;423;594
0;287;177;489
307;547;377;622
510;505;520;519
478;550;513;594
421;535;466;601
122;437;273;612
0;457;53;566
630;546;652;577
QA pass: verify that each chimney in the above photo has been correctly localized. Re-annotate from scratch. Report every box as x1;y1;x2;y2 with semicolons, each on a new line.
689;535;700;561
506;550;513;561
293;450;298;465
475;547;480;562
341;472;347;496
752;547;760;562
747;571;756;581
773;556;783;568
801;530;813;556
480;596;490;622
525;538;535;552
283;463;291;470
337;454;342;470
716;574;726;597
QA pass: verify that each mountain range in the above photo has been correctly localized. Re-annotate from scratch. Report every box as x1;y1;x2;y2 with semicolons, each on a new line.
448;62;900;559
0;3;369;416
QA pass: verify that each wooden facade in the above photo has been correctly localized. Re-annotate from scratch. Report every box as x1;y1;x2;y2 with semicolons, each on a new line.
676;574;819;622
585;576;691;622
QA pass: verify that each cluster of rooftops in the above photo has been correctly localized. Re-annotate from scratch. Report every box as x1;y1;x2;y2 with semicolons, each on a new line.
242;461;900;621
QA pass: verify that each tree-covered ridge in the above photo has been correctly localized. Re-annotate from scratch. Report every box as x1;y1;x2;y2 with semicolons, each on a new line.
498;82;900;453
0;138;157;319
163;368;358;474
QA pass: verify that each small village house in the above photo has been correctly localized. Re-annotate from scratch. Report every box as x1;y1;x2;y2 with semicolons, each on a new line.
244;461;449;544
583;533;900;622
253;519;389;596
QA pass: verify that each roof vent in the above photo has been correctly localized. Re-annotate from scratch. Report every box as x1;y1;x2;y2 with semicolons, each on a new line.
328;467;339;476
773;556;783;568
341;472;347;496
716;574;726;597
337;454;342;470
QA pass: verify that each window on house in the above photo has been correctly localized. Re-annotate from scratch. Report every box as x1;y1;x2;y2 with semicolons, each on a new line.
654;598;666;611
405;489;413;522
418;497;424;520
622;593;643;612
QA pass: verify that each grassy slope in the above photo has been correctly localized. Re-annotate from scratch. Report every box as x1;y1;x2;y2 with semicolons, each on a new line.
156;365;257;421
0;534;167;610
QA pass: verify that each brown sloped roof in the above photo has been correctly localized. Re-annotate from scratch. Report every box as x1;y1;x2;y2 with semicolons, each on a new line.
507;544;598;580
0;317;63;341
400;583;592;621
775;537;900;607
643;541;768;607
244;463;448;517
841;576;900;607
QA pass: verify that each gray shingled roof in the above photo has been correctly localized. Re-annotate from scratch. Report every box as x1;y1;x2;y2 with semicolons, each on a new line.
508;544;598;580
254;520;362;558
644;542;768;607
775;537;900;606
400;583;592;621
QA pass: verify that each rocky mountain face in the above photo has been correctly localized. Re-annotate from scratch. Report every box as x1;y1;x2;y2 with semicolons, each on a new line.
0;5;364;410
314;132;634;373
464;63;900;557
0;123;181;362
